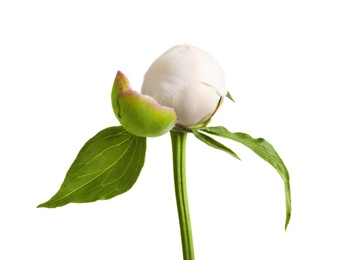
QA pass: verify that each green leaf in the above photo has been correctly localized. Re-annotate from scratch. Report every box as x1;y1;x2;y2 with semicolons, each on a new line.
226;91;235;102
192;129;240;160
200;126;291;230
38;126;146;208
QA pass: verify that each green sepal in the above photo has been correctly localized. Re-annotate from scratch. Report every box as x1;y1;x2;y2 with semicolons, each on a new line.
38;126;146;208
192;129;240;160
226;91;235;102
112;71;177;137
200;126;291;230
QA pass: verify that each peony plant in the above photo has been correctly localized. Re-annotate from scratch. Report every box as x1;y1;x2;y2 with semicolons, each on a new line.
38;44;292;260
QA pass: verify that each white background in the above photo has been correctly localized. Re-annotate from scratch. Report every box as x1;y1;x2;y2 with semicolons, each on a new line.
1;0;352;259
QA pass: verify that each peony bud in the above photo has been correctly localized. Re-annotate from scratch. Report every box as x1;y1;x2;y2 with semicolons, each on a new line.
141;44;227;128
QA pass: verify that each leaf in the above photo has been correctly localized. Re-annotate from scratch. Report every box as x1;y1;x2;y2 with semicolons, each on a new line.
38;126;146;208
192;129;240;160
200;126;291;230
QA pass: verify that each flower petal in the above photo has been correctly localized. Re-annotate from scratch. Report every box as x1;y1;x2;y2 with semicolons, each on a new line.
141;45;226;127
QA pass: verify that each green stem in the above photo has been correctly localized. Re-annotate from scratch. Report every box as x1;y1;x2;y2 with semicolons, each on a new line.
170;130;194;260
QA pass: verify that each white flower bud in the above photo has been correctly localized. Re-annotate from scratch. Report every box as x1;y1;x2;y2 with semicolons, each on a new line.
141;44;226;128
